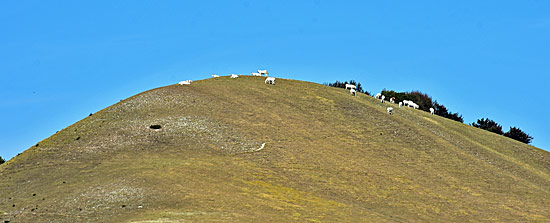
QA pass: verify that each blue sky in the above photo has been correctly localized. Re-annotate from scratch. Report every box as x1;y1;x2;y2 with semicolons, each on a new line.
1;0;549;160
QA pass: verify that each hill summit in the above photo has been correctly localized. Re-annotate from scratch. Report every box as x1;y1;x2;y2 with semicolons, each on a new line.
1;76;549;222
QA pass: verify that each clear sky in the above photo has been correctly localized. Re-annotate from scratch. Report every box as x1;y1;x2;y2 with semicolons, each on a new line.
1;1;549;160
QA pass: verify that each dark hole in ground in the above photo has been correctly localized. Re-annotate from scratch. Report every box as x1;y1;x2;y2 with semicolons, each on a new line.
150;125;162;129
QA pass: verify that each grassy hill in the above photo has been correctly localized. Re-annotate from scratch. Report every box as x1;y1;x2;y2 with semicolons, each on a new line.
1;76;549;222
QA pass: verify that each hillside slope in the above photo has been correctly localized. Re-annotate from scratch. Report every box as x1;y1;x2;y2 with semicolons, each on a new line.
1;76;549;222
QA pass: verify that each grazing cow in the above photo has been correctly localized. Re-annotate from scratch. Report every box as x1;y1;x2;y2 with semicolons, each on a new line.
258;70;268;76
375;93;382;99
230;74;239;78
430;107;435;115
387;107;393;115
399;102;403;108
408;101;419;109
350;89;356;96
212;74;220;78
345;84;356;90
390;97;395;103
265;77;276;85
251;72;261;76
402;100;411;107
380;95;386;103
402;100;419;109
178;80;191;85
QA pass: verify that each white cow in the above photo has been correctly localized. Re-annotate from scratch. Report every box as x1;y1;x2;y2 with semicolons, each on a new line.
178;80;191;85
389;97;395;103
251;72;261;76
429;107;435;115
345;84;356;90
350;89;356;96
402;100;419;109
399;102;403;108
265;77;276;85
258;70;268;76
408;101;419;109
375;93;382;99
230;74;239;78
212;74;220;78
380;95;386;103
387;107;394;115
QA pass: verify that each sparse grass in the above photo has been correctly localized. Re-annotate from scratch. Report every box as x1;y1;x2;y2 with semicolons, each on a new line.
1;76;549;222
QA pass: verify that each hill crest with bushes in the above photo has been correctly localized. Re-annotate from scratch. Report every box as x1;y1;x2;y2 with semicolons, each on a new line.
1;76;549;222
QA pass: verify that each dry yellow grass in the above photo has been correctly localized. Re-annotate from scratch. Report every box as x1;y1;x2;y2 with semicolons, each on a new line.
1;76;549;222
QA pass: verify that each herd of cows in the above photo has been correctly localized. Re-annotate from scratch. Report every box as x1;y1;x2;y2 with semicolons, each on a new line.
179;69;275;86
179;70;435;116
346;84;435;116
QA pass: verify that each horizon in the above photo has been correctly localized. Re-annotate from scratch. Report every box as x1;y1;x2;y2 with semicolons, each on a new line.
1;0;549;160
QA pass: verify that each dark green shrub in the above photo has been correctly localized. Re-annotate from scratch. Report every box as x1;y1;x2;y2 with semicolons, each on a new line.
432;101;448;117
446;112;464;123
431;101;463;123
471;118;504;135
504;127;533;144
0;156;5;165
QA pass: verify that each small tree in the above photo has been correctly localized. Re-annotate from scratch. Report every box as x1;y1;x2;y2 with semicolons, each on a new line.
472;118;504;135
431;101;463;123
432;101;448;117
503;127;533;144
0;156;5;165
447;112;464;123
